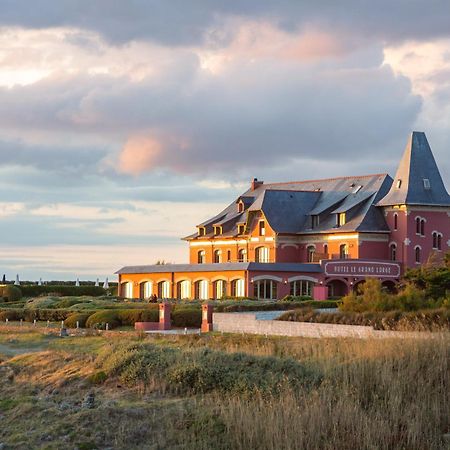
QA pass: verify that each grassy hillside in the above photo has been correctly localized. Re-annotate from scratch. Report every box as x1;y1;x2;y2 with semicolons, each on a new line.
0;327;448;449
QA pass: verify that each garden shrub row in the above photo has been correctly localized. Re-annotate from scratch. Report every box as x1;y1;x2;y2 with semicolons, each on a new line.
19;285;109;298
278;307;450;331
215;300;339;313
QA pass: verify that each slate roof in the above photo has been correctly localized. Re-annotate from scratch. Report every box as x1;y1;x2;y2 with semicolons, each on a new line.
185;172;392;239
378;131;450;207
116;262;322;274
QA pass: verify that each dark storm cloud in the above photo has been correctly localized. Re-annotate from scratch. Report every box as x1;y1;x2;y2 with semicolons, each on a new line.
1;1;450;45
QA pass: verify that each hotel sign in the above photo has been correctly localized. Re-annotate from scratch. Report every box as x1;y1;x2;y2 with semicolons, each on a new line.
324;261;401;278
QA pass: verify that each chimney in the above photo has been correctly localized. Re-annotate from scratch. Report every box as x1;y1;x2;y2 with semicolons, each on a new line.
251;178;264;191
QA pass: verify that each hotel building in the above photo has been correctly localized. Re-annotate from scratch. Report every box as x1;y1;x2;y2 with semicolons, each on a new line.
116;132;450;300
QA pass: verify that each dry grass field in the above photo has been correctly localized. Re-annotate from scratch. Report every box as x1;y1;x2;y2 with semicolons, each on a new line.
0;326;448;449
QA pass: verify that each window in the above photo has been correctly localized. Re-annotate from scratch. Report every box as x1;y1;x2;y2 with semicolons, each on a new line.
433;232;443;250
121;282;133;299
255;246;269;263
311;215;319;228
420;219;425;236
390;243;397;261
213;249;222;263
158;281;171;299
231;279;245;297
307;245;315;263
227;250;231;262
198;227;205;236
290;280;313;297
337;213;346;227
339;244;348;259
177;280;191;299
416;217;421;234
323;244;328;257
393;213;398;231
352;185;362;194
238;249;247;262
415;246;421;264
213;280;227;299
238;224;245;234
396;179;402;188
253;279;278;300
214;226;222;235
259;220;266;236
198;250;205;264
423;178;431;190
140;281;153;299
238;201;244;213
195;280;209;300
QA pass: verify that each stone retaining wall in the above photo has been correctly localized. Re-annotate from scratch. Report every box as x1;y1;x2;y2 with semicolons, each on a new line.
212;313;430;339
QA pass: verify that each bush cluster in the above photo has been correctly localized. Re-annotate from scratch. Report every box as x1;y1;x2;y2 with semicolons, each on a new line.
340;278;449;313
171;308;202;328
0;285;22;302
278;307;450;331
96;342;321;395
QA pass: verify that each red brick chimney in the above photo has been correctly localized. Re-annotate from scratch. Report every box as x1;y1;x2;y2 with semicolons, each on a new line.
251;178;264;191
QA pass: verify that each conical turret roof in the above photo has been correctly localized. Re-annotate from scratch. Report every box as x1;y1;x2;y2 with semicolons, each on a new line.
378;131;450;206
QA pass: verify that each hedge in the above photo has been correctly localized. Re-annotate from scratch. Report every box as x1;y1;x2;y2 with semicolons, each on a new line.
216;300;339;313
64;313;92;329
0;285;22;302
19;285;107;298
0;309;24;321
171;308;202;328
278;308;450;331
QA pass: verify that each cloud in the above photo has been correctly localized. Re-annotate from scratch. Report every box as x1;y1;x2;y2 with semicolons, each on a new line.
1;1;450;46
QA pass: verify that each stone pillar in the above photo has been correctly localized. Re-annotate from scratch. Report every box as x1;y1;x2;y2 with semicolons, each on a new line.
159;302;171;330
313;285;328;301
201;304;213;332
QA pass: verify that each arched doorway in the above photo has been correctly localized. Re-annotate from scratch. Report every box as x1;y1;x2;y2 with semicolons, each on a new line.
158;281;171;299
213;279;227;299
139;281;153;299
177;280;191;300
121;281;133;299
326;279;348;297
194;280;209;300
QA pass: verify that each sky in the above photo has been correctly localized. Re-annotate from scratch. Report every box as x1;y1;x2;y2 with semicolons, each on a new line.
0;1;449;281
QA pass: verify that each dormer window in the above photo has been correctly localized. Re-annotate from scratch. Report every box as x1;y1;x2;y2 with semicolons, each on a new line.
238;224;245;234
214;226;222;236
352;185;362;194
396;179;402;189
423;178;431;190
311;215;319;229
337;213;346;227
198;227;205;236
238;201;244;213
259;220;266;236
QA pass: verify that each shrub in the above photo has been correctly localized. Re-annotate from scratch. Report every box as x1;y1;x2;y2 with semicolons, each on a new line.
86;310;121;329
23;308;75;322
171;308;202;328
96;342;321;395
0;309;25;321
0;285;22;302
116;309;159;325
64;312;92;328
